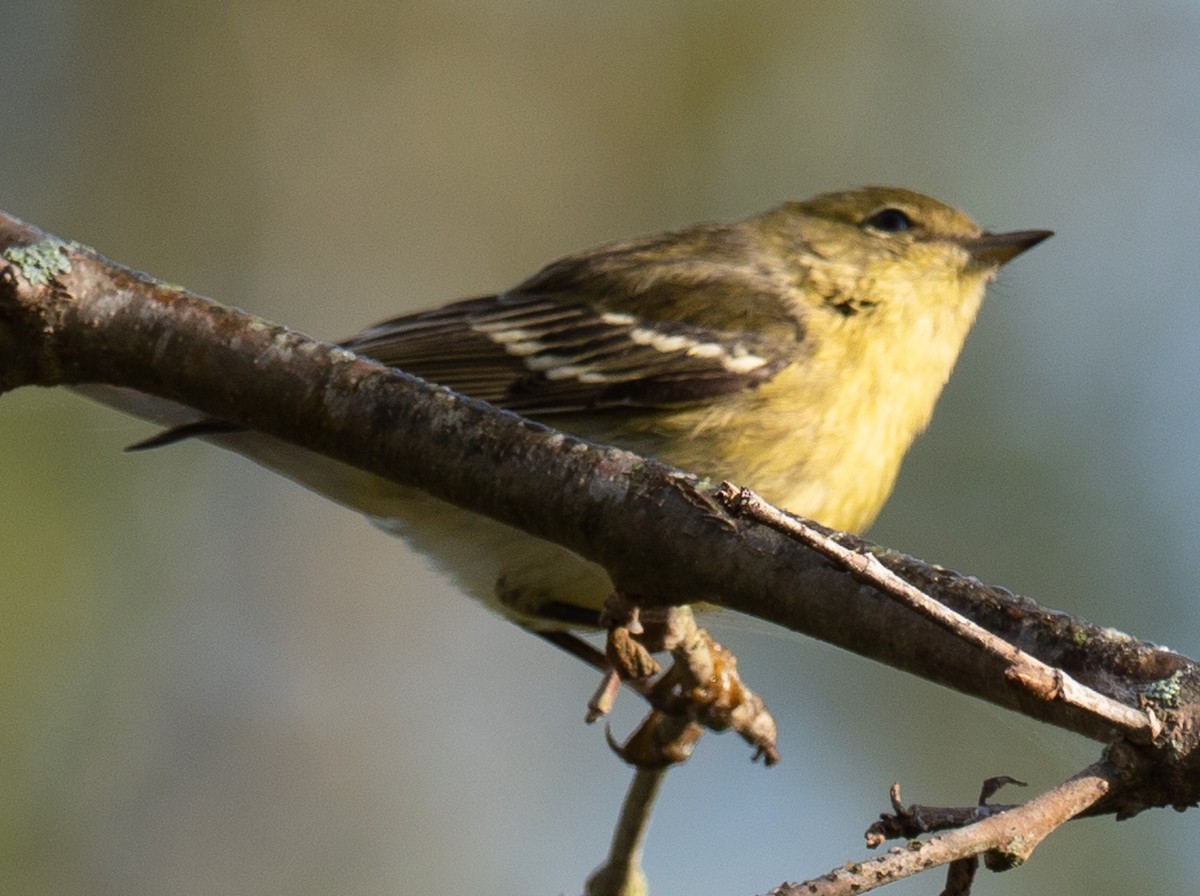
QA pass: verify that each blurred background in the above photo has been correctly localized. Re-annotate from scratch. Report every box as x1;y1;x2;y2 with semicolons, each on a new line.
2;3;1199;894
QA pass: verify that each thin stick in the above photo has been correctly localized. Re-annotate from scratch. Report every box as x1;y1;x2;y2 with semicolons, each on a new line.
585;768;665;896
773;761;1116;895
720;485;1159;744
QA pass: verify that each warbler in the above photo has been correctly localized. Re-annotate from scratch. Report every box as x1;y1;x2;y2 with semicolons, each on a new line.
131;187;1050;629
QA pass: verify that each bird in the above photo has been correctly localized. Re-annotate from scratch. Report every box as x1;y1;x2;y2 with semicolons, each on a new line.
130;186;1051;631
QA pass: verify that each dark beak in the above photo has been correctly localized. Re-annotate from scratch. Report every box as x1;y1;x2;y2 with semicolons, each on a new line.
965;229;1054;268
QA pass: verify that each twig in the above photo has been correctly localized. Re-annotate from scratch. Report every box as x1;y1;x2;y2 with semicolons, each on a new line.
864;781;1020;847
769;761;1117;895
870;779;1024;896
719;485;1160;745
586;768;665;896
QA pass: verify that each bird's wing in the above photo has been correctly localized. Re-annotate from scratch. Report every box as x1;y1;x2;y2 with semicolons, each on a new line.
345;290;793;415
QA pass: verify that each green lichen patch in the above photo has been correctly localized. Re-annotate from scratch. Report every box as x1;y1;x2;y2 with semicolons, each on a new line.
1141;672;1184;709
3;240;71;287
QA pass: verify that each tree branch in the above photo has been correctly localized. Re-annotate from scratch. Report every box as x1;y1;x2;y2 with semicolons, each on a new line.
3;211;1199;824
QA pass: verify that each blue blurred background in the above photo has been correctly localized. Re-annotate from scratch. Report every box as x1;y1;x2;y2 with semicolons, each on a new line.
3;3;1199;893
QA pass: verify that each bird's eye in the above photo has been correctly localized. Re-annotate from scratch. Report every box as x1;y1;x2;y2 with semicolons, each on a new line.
862;207;914;233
